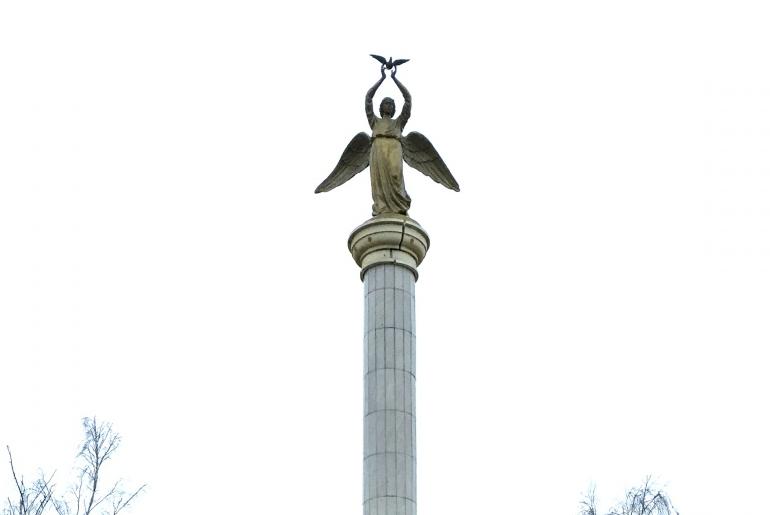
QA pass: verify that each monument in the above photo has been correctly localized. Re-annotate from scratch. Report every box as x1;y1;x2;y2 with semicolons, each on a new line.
315;56;459;515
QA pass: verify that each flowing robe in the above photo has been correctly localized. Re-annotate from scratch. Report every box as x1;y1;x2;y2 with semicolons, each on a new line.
369;117;410;215
366;87;412;216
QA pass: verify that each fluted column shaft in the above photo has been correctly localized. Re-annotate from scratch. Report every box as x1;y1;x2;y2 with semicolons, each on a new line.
363;263;416;515
348;215;429;515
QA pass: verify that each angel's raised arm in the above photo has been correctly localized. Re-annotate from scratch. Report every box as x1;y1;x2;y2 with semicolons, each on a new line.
392;71;412;130
365;66;386;128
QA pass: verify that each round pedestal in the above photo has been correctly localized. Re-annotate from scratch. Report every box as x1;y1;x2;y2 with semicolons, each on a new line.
348;215;430;280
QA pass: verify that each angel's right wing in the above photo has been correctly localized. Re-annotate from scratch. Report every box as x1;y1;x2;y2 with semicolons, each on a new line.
315;132;371;193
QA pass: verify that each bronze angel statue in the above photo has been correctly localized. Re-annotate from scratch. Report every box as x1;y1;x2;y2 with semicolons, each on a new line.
315;63;459;216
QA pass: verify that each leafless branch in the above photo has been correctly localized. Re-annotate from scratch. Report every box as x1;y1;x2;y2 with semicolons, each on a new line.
6;418;144;515
581;477;676;515
4;447;55;515
579;484;598;515
109;484;145;515
55;418;144;515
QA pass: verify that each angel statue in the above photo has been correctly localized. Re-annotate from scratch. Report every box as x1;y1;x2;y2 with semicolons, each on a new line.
314;63;459;216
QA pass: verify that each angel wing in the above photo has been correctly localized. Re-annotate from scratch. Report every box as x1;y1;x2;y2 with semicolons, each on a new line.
315;132;371;193
401;132;460;192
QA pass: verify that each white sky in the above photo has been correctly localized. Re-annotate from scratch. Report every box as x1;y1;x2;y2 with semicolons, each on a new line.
1;1;769;514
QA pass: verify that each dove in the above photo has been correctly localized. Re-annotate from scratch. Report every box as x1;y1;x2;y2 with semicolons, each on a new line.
370;54;410;70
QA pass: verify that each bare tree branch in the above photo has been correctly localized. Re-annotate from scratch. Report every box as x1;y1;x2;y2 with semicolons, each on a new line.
109;484;145;515
579;484;598;515
4;447;55;515
5;418;144;515
60;418;144;515
580;477;676;515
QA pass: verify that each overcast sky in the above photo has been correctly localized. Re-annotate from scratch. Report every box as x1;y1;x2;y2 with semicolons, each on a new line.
1;1;769;514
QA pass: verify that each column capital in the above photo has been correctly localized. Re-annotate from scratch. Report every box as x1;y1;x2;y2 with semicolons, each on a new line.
348;215;430;280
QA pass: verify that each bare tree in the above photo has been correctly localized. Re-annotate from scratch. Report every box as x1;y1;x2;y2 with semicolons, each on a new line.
579;484;598;515
3;448;55;515
53;418;145;515
4;418;144;515
581;477;677;515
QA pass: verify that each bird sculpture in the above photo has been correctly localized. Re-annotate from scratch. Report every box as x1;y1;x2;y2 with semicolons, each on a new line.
370;54;410;70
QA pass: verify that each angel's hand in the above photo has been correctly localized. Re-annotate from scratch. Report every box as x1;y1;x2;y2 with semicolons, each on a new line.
391;66;397;78
380;64;386;79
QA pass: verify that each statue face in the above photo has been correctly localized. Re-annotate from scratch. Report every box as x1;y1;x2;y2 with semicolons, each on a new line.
380;99;396;118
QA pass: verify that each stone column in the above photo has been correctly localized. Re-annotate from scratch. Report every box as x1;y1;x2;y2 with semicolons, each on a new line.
349;215;430;515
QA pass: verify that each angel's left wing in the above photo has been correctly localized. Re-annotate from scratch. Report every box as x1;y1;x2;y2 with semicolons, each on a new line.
315;132;372;193
402;132;460;192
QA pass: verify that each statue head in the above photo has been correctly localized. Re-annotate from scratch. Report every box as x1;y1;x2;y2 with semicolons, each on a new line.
379;97;396;118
